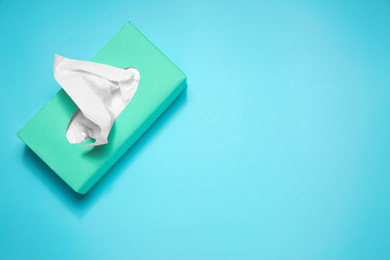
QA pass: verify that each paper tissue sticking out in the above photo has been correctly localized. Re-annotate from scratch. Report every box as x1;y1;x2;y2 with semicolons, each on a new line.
53;54;140;147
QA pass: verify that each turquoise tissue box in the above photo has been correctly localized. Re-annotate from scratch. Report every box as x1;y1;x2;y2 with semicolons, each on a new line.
17;22;187;194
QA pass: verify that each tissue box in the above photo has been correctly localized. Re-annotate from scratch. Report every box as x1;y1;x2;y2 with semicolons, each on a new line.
17;22;187;194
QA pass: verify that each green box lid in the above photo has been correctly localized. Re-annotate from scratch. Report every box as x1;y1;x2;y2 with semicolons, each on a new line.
17;22;187;194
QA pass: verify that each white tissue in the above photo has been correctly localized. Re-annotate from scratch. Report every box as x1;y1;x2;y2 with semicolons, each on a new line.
53;54;140;147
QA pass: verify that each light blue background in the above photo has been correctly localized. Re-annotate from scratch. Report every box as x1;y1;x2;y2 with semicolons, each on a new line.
1;0;390;259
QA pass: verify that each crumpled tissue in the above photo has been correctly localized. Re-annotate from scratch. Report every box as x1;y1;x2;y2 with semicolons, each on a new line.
53;54;140;147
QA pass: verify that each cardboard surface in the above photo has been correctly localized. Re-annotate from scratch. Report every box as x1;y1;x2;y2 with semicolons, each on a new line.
17;22;187;194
